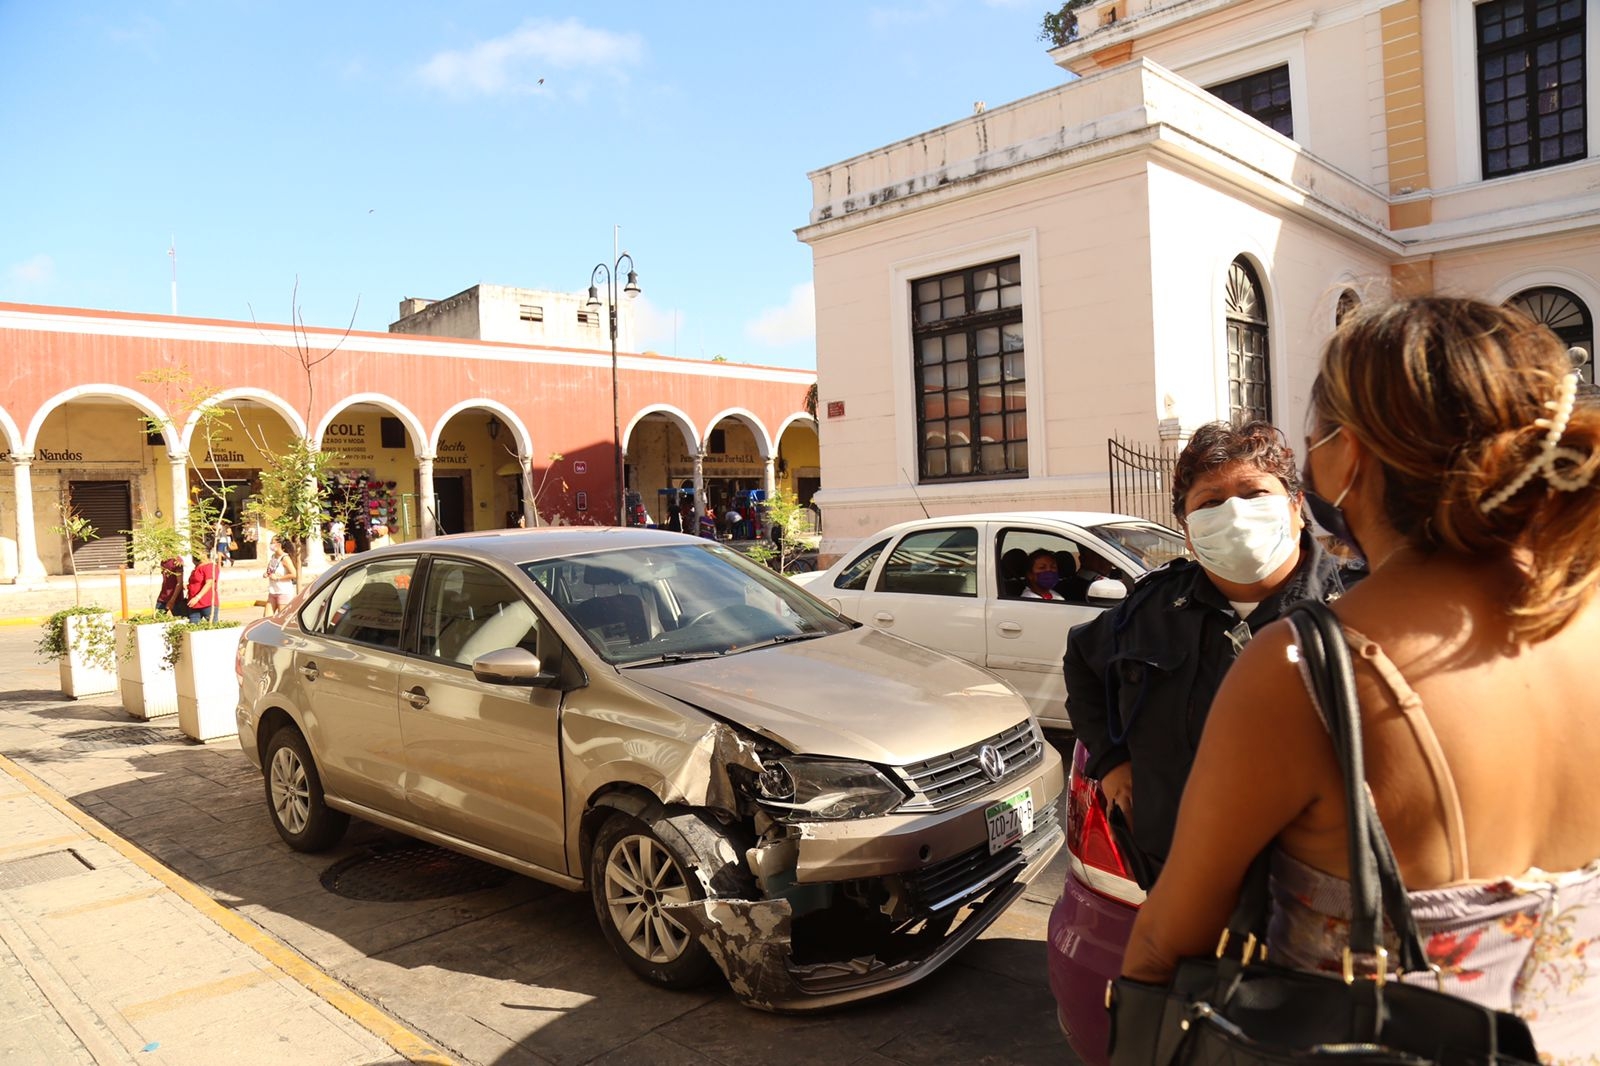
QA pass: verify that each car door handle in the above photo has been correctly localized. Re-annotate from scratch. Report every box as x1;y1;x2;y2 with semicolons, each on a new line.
404;687;430;709
997;621;1023;635
299;662;319;681
873;612;894;624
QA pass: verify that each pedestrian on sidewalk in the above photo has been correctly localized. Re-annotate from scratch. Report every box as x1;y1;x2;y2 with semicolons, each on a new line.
186;550;219;622
328;516;345;562
157;556;188;616
264;536;298;613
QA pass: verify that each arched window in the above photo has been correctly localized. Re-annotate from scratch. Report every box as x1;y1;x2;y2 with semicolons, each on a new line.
1336;288;1360;325
1509;286;1594;385
1225;258;1272;424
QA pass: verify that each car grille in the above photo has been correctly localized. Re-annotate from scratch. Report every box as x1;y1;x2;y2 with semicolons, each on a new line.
892;720;1044;812
906;798;1061;914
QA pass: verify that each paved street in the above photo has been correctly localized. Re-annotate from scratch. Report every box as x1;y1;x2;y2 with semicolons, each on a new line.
0;604;1080;1066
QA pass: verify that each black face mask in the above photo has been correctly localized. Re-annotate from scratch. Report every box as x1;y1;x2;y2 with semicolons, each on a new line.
1299;457;1363;563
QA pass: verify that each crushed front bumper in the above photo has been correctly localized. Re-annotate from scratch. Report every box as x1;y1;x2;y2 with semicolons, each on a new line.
666;789;1064;1011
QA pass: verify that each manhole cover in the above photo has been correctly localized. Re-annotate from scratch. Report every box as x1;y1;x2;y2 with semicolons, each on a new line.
0;849;94;890
64;726;186;749
320;842;513;902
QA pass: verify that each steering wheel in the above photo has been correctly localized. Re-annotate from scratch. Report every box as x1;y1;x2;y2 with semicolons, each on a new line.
682;609;725;629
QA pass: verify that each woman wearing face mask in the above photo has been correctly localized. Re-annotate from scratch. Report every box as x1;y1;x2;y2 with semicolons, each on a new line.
1121;296;1600;1059
1064;420;1361;887
1020;548;1065;600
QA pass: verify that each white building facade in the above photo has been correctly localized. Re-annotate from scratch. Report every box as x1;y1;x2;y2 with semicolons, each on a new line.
799;0;1599;559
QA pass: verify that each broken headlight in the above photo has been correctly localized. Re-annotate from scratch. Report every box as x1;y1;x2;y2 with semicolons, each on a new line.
755;757;907;820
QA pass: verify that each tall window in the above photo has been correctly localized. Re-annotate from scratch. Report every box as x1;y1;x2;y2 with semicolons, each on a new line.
1478;0;1587;178
1207;65;1294;138
1225;258;1272;425
912;258;1027;482
1510;286;1594;384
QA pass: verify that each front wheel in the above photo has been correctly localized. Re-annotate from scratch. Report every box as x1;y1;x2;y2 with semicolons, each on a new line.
264;726;349;852
590;814;716;989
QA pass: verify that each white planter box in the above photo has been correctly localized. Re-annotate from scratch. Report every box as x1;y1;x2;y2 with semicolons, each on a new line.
174;626;244;742
59;612;117;699
116;621;179;720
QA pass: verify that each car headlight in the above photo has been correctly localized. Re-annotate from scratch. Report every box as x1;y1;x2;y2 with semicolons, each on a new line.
755;757;907;819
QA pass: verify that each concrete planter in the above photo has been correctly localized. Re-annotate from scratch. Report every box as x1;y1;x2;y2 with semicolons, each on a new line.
59;612;117;699
174;626;244;742
116;620;179;720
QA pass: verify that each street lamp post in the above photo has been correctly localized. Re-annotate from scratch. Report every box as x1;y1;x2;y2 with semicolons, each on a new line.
587;255;641;526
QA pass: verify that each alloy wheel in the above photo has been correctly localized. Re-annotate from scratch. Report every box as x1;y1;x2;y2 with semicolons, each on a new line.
270;745;312;834
603;834;694;963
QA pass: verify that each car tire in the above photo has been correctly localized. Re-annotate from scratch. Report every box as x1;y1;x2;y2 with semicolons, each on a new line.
264;726;350;852
590;813;718;989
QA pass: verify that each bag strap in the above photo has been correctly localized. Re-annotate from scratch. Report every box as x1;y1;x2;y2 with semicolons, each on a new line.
1285;601;1429;974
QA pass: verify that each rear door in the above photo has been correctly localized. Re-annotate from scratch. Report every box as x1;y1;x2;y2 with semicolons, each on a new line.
397;557;566;872
856;523;986;664
289;556;417;814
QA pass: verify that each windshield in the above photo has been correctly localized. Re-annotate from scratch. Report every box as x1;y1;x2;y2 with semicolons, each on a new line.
1091;522;1190;572
522;542;852;666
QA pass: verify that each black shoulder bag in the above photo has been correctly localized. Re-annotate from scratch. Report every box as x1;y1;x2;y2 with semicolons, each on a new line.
1105;600;1540;1066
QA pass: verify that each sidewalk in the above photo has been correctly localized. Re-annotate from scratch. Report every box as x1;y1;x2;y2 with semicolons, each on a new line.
0;565;294;625
0;648;448;1065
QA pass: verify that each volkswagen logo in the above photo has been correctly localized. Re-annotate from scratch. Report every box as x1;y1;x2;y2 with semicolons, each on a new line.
977;744;1006;782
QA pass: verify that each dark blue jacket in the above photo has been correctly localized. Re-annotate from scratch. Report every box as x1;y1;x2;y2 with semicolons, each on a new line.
1063;532;1360;884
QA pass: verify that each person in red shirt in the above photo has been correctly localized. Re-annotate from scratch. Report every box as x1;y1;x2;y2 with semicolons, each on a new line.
157;557;187;616
186;550;219;622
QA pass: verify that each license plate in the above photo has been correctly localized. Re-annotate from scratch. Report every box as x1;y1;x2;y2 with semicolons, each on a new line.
986;788;1034;855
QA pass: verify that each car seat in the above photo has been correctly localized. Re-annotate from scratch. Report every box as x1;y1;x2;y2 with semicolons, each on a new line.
334;583;403;647
570;594;650;647
1001;548;1030;598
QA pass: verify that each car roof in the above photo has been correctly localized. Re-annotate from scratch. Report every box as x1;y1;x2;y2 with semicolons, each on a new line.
864;511;1173;534
355;526;710;566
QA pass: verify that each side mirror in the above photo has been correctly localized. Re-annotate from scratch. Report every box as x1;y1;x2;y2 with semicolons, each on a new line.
472;647;545;686
1086;578;1127;604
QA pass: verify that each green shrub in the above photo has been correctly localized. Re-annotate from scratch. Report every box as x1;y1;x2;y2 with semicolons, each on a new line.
37;606;115;670
161;618;244;669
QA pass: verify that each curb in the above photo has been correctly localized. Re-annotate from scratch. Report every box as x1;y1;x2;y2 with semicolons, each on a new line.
0;751;459;1066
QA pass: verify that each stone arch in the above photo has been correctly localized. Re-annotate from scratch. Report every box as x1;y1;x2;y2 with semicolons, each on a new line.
430;398;532;456
702;407;773;458
625;404;699;455
0;406;22;455
26;384;175;453
182;387;307;453
314;394;427;457
774;412;818;442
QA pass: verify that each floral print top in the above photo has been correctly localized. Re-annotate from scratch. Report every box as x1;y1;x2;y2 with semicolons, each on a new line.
1269;851;1600;1065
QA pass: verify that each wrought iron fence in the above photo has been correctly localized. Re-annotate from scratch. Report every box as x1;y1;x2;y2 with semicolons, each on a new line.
1107;436;1177;526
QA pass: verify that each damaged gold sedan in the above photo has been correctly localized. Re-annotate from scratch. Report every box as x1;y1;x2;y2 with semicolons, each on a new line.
235;528;1063;1010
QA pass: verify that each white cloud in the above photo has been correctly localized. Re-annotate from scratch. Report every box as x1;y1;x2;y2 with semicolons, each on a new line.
631;296;687;357
745;283;815;348
418;18;644;96
7;254;55;287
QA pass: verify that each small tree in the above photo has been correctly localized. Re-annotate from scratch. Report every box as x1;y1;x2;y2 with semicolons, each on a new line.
1039;0;1095;47
743;490;814;574
251;435;334;576
50;496;99;607
125;515;188;610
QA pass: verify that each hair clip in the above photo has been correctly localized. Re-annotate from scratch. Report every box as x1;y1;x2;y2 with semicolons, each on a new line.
1480;372;1592;513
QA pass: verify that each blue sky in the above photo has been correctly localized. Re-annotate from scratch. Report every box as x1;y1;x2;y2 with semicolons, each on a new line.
0;2;1071;370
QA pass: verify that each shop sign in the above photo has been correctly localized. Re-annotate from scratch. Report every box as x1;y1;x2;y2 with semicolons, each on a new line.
573;460;588;474
436;439;469;466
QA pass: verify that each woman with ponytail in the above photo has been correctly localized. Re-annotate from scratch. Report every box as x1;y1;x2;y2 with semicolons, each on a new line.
1121;296;1600;1060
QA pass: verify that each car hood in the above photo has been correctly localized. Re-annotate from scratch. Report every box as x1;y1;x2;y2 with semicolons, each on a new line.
624;627;1031;766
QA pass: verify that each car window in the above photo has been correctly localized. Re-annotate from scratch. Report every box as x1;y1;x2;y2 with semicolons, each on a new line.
834;538;890;591
1091;522;1189;571
522;543;849;665
419;559;540;667
876;527;978;598
315;558;416;650
996;529;1096;604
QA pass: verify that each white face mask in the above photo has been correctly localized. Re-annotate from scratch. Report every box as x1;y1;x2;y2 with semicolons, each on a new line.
1184;494;1298;585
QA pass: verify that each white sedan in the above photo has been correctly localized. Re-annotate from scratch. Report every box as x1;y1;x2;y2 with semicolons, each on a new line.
792;512;1188;731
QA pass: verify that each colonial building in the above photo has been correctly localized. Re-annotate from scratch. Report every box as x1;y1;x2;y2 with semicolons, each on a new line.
0;297;817;581
799;0;1597;558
